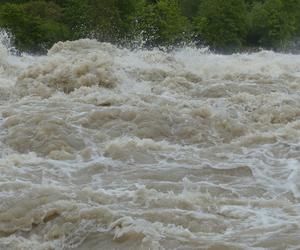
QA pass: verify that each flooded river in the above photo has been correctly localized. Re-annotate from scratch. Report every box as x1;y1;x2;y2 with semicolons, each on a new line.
1;33;300;249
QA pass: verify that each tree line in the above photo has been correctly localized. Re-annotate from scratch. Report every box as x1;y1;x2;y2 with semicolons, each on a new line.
0;0;300;53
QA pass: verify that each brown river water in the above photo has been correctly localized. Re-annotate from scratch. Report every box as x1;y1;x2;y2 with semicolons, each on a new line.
1;32;300;249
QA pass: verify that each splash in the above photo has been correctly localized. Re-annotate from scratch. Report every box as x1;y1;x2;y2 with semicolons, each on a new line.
1;39;300;250
0;29;18;62
0;29;10;69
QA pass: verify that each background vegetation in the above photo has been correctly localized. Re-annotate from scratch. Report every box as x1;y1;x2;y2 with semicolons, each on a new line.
0;0;300;53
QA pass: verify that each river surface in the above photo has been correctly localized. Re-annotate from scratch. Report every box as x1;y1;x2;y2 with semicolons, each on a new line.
1;32;300;250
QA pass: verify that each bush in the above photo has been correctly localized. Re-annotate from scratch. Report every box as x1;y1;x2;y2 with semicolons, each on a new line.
0;1;70;52
193;0;248;51
248;0;298;48
135;0;190;47
64;0;91;39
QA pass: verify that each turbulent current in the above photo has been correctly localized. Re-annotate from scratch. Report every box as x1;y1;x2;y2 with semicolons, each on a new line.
1;33;300;250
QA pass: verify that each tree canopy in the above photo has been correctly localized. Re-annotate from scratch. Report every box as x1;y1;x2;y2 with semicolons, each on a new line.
0;0;300;52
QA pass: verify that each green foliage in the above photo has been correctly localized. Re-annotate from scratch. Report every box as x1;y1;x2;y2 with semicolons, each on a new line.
0;0;300;52
280;0;300;37
193;0;248;50
0;3;41;51
69;0;140;43
136;0;190;47
248;0;298;48
64;0;91;39
87;0;122;42
179;0;202;19
0;1;70;52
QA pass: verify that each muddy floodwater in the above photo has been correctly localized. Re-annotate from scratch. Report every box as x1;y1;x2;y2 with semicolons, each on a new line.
1;33;300;249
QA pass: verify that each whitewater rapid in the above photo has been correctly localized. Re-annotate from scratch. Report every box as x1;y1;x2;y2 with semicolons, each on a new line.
1;34;300;250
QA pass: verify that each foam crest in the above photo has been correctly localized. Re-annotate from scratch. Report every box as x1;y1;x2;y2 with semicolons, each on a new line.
12;40;124;102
